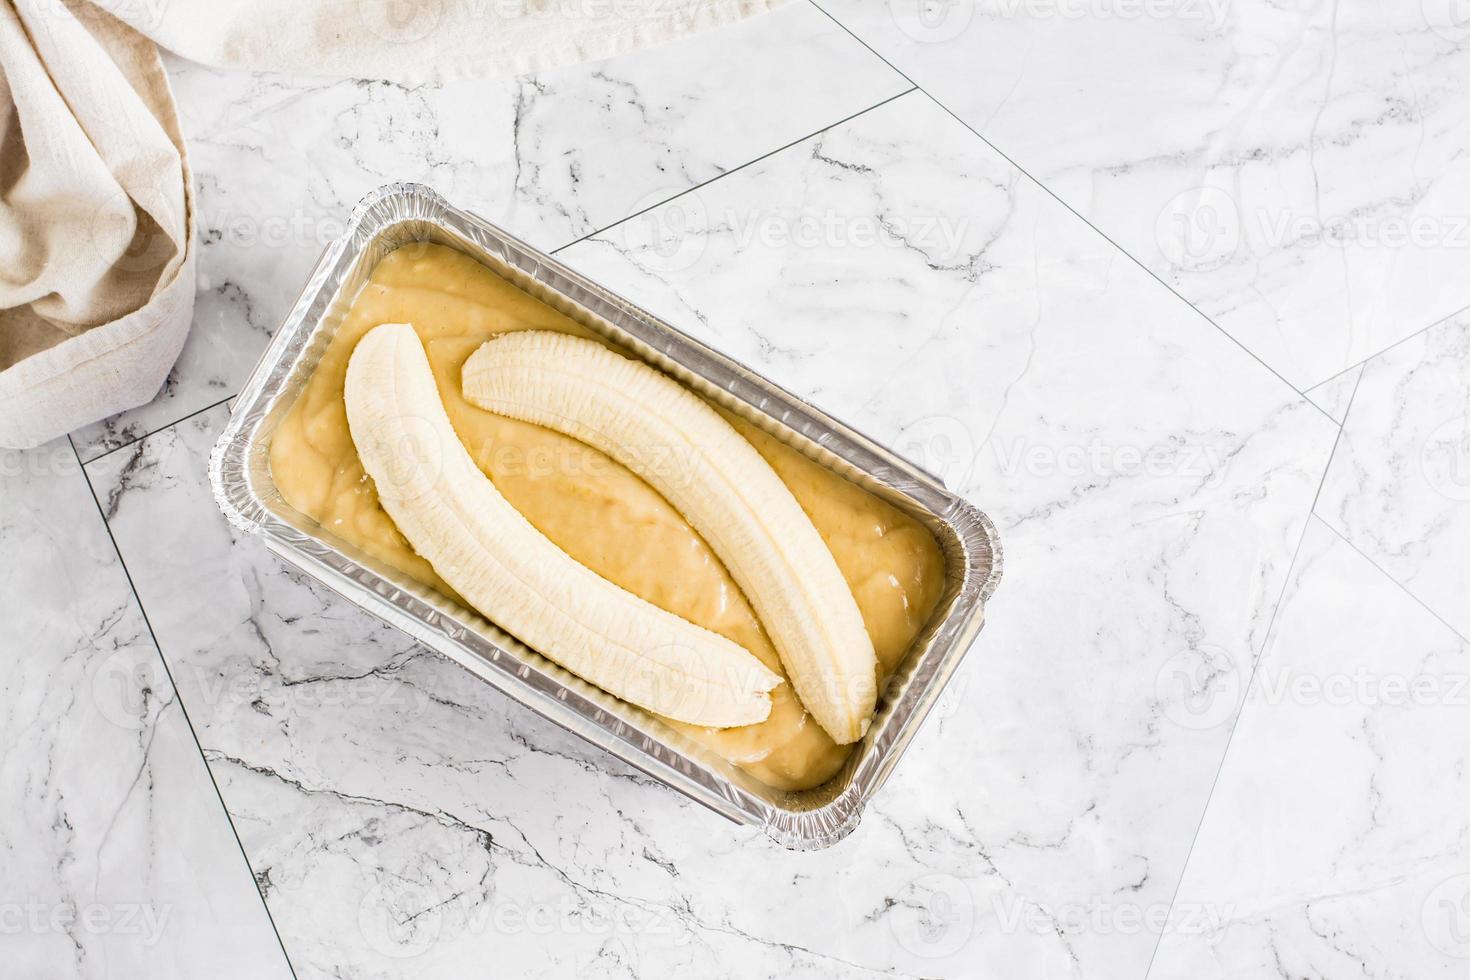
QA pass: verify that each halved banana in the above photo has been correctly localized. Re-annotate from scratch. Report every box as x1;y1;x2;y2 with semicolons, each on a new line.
462;330;879;744
344;322;781;728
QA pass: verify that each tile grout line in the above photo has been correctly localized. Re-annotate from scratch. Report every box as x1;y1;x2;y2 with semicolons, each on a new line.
95;20;1459;976
80;392;235;467
1140;411;1346;975
795;0;1381;949
1146;489;1470;976
803;0;1335;418
1287;353;1470;644
811;0;1470;404
56;23;1456;971
82;85;920;463
550;83;918;255
1337;354;1368;432
67;434;301;980
1140;361;1364;978
89;11;1470;471
56;28;1455;974
1304;359;1362;433
1314;518;1470;650
1308;296;1470;397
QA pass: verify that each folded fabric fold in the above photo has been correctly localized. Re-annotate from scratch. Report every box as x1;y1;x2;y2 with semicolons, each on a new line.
90;0;787;85
0;0;193;449
0;0;783;449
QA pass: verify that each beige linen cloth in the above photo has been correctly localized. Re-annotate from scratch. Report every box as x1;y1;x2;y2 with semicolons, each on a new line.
0;0;783;449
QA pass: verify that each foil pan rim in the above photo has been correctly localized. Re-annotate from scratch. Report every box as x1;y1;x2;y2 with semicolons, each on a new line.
209;181;1001;850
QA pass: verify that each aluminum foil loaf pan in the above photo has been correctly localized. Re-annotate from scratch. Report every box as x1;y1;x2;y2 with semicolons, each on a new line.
209;182;1002;849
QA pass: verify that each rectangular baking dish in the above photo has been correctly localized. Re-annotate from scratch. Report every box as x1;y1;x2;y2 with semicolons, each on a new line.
209;182;1001;849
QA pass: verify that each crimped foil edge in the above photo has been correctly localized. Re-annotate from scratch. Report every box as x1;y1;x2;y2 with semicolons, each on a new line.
208;181;1003;850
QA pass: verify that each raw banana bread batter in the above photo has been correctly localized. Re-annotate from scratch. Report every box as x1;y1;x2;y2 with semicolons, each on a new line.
269;242;946;791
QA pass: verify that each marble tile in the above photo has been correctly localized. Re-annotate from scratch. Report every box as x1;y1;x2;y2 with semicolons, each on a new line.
560;89;1344;979
0;441;290;978
1316;308;1470;641
1150;518;1470;978
1153;867;1470;980
1303;364;1363;426
86;86;1338;977
92;403;946;978
819;0;1470;391
72;4;908;461
560;88;1349;979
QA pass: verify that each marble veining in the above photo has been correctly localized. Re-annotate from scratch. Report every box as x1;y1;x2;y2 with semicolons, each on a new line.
561;90;1339;978
1151;518;1470;978
71;1;908;462
1304;363;1365;426
822;0;1470;392
0;442;290;978
7;3;1470;976
1316;307;1470;643
82;90;1341;978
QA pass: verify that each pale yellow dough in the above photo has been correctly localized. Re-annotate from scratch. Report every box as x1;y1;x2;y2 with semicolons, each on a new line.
269;242;946;791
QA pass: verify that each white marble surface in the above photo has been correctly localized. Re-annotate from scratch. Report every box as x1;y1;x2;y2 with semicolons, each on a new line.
823;0;1470;391
85;89;1337;979
71;1;908;461
562;91;1337;979
0;443;290;978
1152;518;1470;978
1304;364;1364;426
1317;308;1470;642
8;2;1470;977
